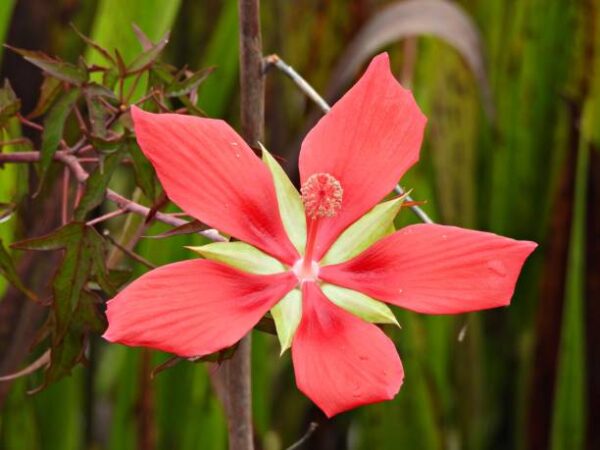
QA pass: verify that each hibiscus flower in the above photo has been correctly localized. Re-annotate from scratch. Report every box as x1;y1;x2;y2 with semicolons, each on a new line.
103;53;536;417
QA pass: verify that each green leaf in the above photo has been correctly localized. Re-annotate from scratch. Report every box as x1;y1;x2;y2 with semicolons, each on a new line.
270;289;302;355
71;24;115;64
89;135;123;153
28;76;62;119
7;46;88;85
177;94;207;117
74;150;123;221
186;241;285;275
24;57;88;85
84;82;117;99
145;220;207;239
129;141;157;200
127;31;170;73
102;67;119;89
12;223;84;251
39;88;81;188
0;239;36;301
13;223;110;339
132;23;155;51
85;93;108;139
0;79;21;127
165;67;215;97
550;120;588;450
196;0;238;117
321;195;406;265
0;1;16;66
321;283;399;326
260;144;306;254
149;61;175;86
0;201;16;222
39;290;105;389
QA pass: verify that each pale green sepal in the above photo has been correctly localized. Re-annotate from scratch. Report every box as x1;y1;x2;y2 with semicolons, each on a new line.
321;283;399;326
186;241;285;275
271;289;302;355
321;195;408;265
260;143;307;254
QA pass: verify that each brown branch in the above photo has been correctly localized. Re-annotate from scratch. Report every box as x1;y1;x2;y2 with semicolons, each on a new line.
0;349;50;381
218;1;266;450
86;208;127;226
0;151;226;242
102;230;157;270
286;422;319;450
61;166;70;224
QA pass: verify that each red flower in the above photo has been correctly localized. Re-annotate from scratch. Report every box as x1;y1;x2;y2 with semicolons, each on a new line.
103;53;536;417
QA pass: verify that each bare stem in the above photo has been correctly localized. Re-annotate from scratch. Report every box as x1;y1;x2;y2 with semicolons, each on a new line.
264;54;332;114
102;230;157;269
218;1;267;449
263;54;435;224
0;151;226;241
61;167;70;225
286;422;319;450
86;208;127;226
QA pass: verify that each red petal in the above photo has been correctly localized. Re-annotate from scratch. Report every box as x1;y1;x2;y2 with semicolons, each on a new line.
298;53;426;259
321;224;537;314
104;259;296;357
292;282;403;417
131;107;298;264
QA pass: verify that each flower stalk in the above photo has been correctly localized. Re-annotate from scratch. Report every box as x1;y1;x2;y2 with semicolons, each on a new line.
220;1;266;449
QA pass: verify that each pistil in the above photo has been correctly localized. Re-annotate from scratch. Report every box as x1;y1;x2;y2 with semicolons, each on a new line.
300;173;343;271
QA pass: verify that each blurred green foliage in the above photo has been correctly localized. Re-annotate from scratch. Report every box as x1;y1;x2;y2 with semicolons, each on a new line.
0;0;597;449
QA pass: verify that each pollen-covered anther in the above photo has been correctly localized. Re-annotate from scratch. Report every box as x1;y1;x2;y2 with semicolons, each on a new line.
301;173;343;219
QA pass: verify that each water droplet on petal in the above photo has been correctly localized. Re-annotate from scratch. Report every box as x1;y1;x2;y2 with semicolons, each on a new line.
442;234;447;240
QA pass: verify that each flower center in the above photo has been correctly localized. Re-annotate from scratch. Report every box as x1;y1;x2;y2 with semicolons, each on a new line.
292;258;319;283
300;173;343;271
301;173;343;219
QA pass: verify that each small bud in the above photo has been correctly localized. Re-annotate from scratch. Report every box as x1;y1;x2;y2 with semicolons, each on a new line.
301;173;343;219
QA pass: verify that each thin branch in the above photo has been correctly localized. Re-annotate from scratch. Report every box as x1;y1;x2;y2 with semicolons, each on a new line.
133;90;156;107
97;96;119;114
264;54;332;114
394;185;434;224
0;138;31;147
86;208;127;226
0;151;226;242
0;349;51;382
73;106;88;134
102;230;157;269
17;114;43;131
286;422;319;450
61;167;70;225
124;72;144;104
77;157;100;163
263;54;435;225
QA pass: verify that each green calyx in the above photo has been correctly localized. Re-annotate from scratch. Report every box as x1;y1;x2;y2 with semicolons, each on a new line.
260;143;307;255
321;194;407;265
186;241;285;274
271;289;302;355
321;283;399;326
